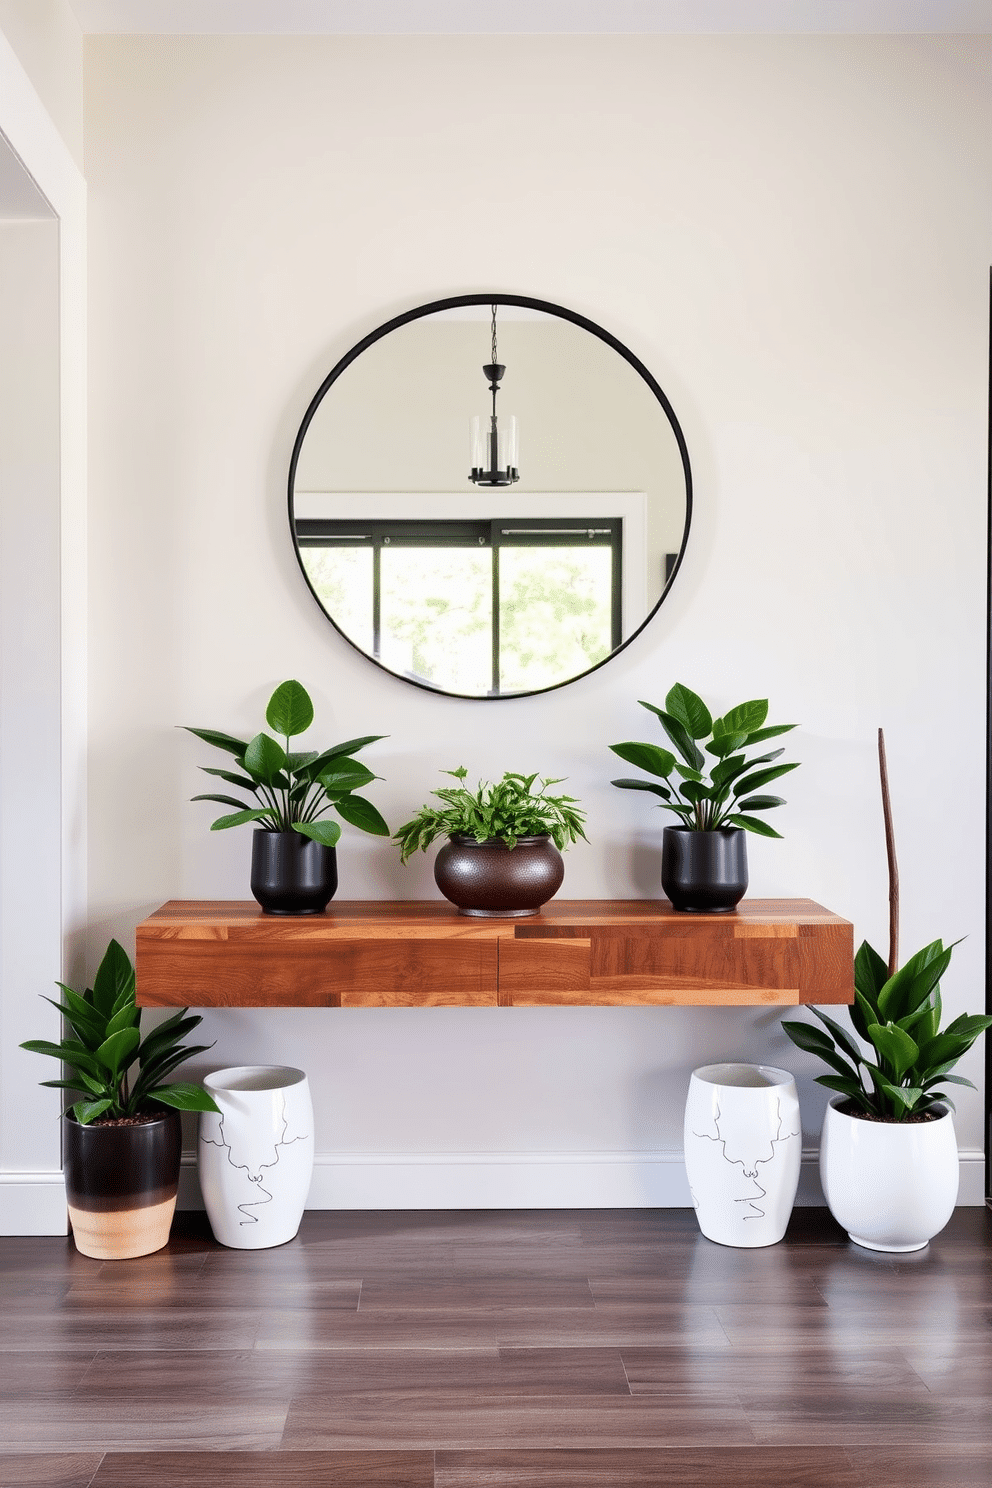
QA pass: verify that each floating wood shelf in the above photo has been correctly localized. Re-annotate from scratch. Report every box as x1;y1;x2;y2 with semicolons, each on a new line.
135;899;854;1009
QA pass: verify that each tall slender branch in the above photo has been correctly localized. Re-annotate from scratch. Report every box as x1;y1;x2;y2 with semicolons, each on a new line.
878;727;900;978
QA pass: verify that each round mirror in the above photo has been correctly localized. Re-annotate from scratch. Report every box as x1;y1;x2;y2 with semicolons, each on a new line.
288;294;692;700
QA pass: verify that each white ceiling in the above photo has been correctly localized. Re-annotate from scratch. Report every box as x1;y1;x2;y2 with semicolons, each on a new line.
65;1;992;36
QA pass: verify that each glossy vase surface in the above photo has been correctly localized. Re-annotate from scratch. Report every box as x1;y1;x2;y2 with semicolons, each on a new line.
434;834;565;917
684;1063;801;1248
819;1097;958;1252
64;1108;182;1260
662;826;748;912
250;829;337;915
199;1066;314;1249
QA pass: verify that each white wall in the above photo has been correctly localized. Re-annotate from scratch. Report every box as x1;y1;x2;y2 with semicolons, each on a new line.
0;20;86;1234
84;33;992;1206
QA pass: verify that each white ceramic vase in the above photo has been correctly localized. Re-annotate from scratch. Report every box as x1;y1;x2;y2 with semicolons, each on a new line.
819;1097;958;1252
198;1065;314;1249
684;1062;802;1248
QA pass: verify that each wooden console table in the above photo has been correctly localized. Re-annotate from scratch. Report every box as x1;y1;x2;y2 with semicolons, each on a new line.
135;898;854;1009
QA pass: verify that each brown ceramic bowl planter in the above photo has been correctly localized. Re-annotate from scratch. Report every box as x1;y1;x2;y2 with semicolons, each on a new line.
434;833;565;917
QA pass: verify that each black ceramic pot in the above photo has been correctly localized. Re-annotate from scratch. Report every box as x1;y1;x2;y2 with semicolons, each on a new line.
250;829;338;915
434;834;565;917
661;825;748;913
64;1107;182;1260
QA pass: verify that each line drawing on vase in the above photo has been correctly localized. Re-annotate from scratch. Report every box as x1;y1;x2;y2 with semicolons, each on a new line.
201;1093;309;1225
692;1098;800;1220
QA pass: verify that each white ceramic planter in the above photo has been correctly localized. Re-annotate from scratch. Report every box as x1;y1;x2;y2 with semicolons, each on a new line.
819;1097;958;1252
198;1065;314;1249
684;1062;802;1248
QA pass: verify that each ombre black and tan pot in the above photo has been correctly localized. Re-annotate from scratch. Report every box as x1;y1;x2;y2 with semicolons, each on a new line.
434;834;565;917
64;1108;182;1260
661;825;748;913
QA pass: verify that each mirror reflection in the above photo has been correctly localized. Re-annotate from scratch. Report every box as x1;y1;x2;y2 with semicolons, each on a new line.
289;296;692;698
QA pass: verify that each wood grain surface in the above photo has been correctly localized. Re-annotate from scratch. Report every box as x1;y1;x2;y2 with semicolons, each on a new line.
2;1207;989;1487
136;898;854;1008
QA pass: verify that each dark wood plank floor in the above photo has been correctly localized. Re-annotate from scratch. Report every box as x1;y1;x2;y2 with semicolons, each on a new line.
1;1206;990;1486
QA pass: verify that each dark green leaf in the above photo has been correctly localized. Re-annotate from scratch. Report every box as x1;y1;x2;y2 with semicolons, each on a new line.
732;762;800;797
20;1039;103;1077
92;939;134;1019
854;941;889;1007
706;732;748;759
72;1099;113;1125
815;1074;869;1103
877;940;952;1022
940;1012;992;1040
849;988;879;1043
781;1019;861;1081
736;795;785;811
293;819;342;848
191;793;254;811
149;1083;220;1113
318;760;377;794
742;724;797;745
809;1007;865;1068
866;1022;919;1080
94;1027;141;1077
877;1079;924;1113
608;741;676;779
720;699;768;735
183;726;249;757
725;814;783;837
334;794;390;836
679;780;712;804
265;679;314;738
243;732;287;785
210;808;275;831
710;754;749;788
199;765;258;791
302;737;386;777
610;777;672;800
662;684;712;740
285;751;319;773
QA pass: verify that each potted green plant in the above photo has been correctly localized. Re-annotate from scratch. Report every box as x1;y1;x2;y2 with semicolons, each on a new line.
609;682;799;912
185;678;389;914
20;939;220;1260
782;731;992;1252
394;767;588;917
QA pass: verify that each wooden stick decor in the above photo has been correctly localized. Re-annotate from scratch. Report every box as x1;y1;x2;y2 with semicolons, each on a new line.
877;727;900;978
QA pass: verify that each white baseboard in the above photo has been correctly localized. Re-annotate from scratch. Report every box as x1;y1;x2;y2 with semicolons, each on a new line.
0;1172;67;1235
176;1147;989;1212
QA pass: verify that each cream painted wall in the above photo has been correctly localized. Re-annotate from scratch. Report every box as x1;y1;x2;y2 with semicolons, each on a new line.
84;34;991;1204
0;0;82;167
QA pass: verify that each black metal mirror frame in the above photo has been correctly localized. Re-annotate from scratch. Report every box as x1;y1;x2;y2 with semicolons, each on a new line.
287;292;694;700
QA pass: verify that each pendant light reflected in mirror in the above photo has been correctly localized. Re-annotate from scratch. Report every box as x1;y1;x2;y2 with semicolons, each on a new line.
469;302;519;486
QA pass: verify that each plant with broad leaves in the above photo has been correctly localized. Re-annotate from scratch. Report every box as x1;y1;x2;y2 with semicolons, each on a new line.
394;768;588;863
783;939;992;1121
609;682;799;836
20;940;220;1126
185;679;389;847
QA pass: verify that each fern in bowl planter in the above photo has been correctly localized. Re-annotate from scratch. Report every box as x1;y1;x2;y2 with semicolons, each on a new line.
186;678;389;914
20;939;219;1260
394;768;587;917
609;682;799;912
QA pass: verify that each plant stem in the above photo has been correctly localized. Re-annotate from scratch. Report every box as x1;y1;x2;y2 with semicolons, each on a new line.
878;727;899;979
